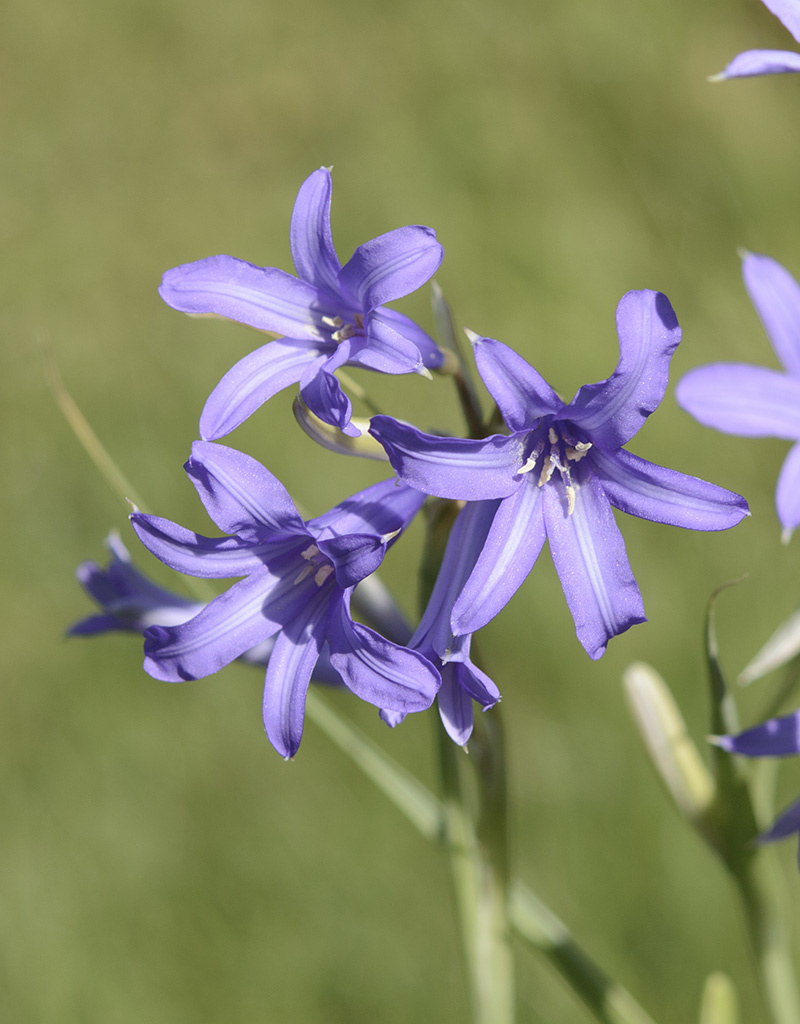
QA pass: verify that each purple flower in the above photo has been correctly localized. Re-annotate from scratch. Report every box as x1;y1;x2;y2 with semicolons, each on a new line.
70;532;202;636
711;0;800;79
712;713;800;864
382;502;501;745
159;167;444;439
676;252;800;541
371;291;750;659
131;441;440;758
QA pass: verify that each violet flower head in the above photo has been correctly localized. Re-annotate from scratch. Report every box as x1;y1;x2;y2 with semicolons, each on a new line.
711;0;800;79
677;252;800;541
371;291;750;659
713;712;800;865
70;532;202;636
131;441;440;758
159;167;444;440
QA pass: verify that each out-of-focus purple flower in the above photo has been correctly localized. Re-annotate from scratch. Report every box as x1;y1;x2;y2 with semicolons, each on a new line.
70;532;202;635
711;0;800;79
712;712;800;865
677;252;800;541
371;291;750;659
381;502;501;745
130;441;439;758
68;532;348;679
159;167;444;439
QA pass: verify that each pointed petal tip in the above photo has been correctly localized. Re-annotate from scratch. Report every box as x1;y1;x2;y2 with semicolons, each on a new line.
707;71;726;83
782;526;794;545
463;327;482;346
707;734;735;752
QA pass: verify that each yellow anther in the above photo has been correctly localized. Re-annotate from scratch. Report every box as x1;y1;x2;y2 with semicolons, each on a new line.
314;565;334;587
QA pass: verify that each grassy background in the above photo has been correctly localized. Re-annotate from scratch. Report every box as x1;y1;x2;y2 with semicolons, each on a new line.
4;0;800;1020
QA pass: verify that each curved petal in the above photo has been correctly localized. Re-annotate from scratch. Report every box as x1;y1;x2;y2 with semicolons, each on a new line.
472;336;563;430
369;416;525;499
412;500;500;656
289;167;342;296
451;653;501;708
437;669;475;746
337;226;443;311
317;533;386;589
569;291;681;449
159;256;339;339
760;799;800;849
762;0;800;42
142;569;293;681
742;252;800;378
714;49;800;79
591;448;749;530
543;469;646;659
327;601;440;712
262;586;329;758
776;441;800;537
299;352;359;437
452;483;546;636
70;613;136;636
676;364;800;439
354;313;425;375
309;477;425;542
199;339;319;440
186;441;307;539
371;306;444;370
130;512;279;577
714;711;800;757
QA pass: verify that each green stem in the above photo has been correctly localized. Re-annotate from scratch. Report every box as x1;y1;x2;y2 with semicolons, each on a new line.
730;846;800;1024
436;710;515;1024
509;882;657;1024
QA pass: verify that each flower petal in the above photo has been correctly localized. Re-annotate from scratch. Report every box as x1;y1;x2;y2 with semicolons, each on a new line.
327;600;440;712
337;226;443;311
543;469;646;659
262;586;329;758
371;306;444;370
714;49;800;79
199;339;319;440
450;650;501;709
763;0;800;43
452;483;546;636
354;313;425;375
185;441;306;540
437;669;475;746
299;351;359;437
714;711;800;757
159;256;341;340
142;568;313;681
130;512;281;577
309;477;425;542
569;291;681;449
760;799;800;849
776;440;800;537
412;500;500;656
676;364;800;439
317;533;387;589
742;252;800;378
369;416;525;500
472;336;563;430
289;167;342;296
591;448;749;530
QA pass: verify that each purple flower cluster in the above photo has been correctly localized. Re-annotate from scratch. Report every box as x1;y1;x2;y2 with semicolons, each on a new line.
73;168;752;757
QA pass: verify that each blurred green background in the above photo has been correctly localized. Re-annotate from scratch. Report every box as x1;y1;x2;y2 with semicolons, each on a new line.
4;0;800;1019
